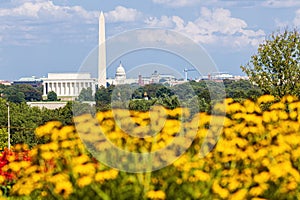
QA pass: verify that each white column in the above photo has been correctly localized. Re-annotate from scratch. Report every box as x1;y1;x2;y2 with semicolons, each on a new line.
53;82;56;94
67;82;70;96
77;82;80;95
65;82;69;96
64;82;66;96
92;82;96;95
70;82;73;96
56;82;58;95
43;82;47;96
74;82;77;96
73;82;76;96
60;82;63;96
57;82;61;96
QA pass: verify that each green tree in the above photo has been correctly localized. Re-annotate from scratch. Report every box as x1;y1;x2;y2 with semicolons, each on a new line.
95;85;115;111
3;87;25;103
155;86;174;98
157;95;180;109
241;29;300;97
143;84;165;99
224;79;262;100
128;99;157;111
77;87;94;102
15;84;42;101
47;91;58;101
0;128;8;150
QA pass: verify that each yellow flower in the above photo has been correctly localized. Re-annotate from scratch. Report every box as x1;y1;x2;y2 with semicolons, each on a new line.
49;173;69;184
254;172;270;184
8;162;21;172
249;186;264;196
54;180;73;198
146;190;166;200
244;99;256;113
0;176;5;184
35;121;62;137
77;176;92;188
18;185;34;196
41;152;53;160
31;173;42;182
7;155;15;162
228;179;240;191
227;102;245;113
257;95;275;104
41;191;48;197
71;155;90;166
73;163;96;176
282;95;297;103
286;181;297;191
24;165;38;174
270;102;285;110
290;111;298;120
212;180;229;199
229;189;247;200
95;169;119;182
194;170;210;181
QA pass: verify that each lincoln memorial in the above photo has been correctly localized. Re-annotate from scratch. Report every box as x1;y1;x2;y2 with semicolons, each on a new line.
42;73;97;101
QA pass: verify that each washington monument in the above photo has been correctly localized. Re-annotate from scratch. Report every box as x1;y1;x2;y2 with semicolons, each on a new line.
98;11;106;87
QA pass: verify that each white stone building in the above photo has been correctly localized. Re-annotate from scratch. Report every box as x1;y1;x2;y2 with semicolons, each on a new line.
114;62;126;85
107;62;139;86
42;73;96;101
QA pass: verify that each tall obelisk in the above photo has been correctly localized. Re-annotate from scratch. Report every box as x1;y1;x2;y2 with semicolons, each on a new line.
98;11;106;87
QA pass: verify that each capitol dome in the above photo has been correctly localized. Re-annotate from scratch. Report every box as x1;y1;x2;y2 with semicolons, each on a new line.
116;63;126;76
115;62;126;84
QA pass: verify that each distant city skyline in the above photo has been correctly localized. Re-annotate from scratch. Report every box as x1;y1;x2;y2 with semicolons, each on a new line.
1;0;300;81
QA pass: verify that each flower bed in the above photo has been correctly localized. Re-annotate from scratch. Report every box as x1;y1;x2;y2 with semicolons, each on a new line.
1;95;300;199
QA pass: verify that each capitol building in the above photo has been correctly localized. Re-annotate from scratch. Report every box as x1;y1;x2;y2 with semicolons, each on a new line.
42;62;135;100
41;12;120;101
40;11;179;101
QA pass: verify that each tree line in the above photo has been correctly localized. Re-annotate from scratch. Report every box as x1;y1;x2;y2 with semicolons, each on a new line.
1;28;300;148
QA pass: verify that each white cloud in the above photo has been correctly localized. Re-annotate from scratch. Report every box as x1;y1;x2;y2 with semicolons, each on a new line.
276;9;300;28
0;1;144;45
293;9;300;27
145;7;265;48
0;1;101;45
262;0;300;8
0;1;98;21
153;0;300;8
152;0;203;7
104;6;142;23
145;16;174;28
275;18;290;29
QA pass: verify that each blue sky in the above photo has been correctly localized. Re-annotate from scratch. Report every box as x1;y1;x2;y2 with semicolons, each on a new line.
1;0;300;81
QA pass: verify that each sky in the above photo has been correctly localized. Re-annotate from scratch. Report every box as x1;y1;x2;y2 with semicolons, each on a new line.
1;0;300;81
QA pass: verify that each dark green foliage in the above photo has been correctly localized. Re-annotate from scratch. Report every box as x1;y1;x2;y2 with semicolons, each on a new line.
95;85;114;109
15;84;42;101
47;91;58;101
128;99;157;111
0;98;76;148
224;79;262;100
241;29;300;97
1;84;42;103
77;87;94;102
2;87;25;103
94;80;261;112
155;86;174;98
